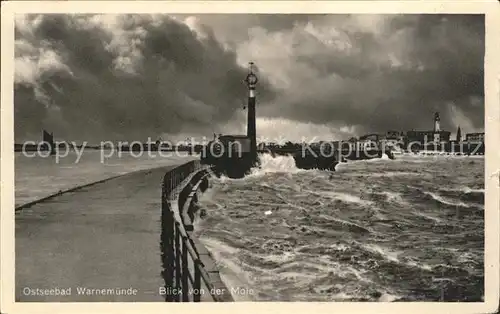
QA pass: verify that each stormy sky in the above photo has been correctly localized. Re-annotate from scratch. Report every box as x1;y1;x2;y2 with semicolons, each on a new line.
14;14;484;143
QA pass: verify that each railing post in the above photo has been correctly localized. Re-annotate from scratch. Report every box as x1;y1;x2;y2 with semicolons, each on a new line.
181;235;189;301
194;260;201;302
174;226;181;302
162;195;175;302
170;171;173;194
168;210;175;301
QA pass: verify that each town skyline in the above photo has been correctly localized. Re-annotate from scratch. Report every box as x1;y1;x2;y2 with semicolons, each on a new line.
14;109;482;147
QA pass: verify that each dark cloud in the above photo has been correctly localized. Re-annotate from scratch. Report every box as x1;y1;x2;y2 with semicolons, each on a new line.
14;14;275;142
14;83;47;137
14;14;484;142
255;14;484;134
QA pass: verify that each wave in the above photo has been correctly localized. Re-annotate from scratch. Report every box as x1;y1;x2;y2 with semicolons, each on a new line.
461;187;484;194
335;155;391;171
374;171;422;177
441;186;484;194
378;292;403;302
374;191;405;204
348;171;427;178
438;187;484;205
248;154;303;177
316;215;373;234
310;288;401;302
198;237;256;301
307;190;373;206
411;211;444;223
255;153;296;171
361;243;401;263
424;191;472;208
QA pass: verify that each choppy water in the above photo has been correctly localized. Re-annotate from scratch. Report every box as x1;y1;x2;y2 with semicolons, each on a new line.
194;154;485;302
14;151;197;207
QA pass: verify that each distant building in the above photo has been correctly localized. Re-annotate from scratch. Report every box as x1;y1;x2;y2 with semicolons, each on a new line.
405;112;451;148
42;129;55;155
465;132;485;142
357;140;378;150
359;132;407;149
406;130;451;145
386;130;399;138
340;141;371;151
380;130;406;148
359;133;379;141
341;137;378;151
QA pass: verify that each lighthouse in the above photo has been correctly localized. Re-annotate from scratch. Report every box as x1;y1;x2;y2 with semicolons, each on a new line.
199;62;260;178
433;112;441;142
434;112;441;132
245;62;258;163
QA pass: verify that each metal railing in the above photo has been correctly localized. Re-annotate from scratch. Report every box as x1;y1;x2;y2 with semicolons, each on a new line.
160;160;224;302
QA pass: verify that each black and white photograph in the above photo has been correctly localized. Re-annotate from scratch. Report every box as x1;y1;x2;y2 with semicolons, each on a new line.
1;1;499;313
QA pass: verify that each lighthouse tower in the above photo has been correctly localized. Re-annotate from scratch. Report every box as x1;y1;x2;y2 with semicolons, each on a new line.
245;62;258;163
433;112;441;142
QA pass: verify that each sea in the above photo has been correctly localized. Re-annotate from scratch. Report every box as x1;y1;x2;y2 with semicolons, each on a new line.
194;153;485;302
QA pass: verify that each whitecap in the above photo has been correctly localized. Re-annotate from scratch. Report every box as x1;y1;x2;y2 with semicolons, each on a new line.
440;187;484;194
247;153;304;177
361;243;401;263
405;259;433;271
314;190;373;206
378;292;403;302
412;211;443;223
461;187;484;194
424;191;471;208
375;191;405;203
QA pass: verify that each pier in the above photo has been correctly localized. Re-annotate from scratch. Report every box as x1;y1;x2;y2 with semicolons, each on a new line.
15;160;231;302
16;166;171;301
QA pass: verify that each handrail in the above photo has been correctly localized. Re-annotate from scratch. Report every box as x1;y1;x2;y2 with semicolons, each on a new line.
181;172;210;231
161;160;225;302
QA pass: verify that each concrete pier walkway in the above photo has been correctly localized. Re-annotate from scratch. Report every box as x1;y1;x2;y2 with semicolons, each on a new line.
15;166;175;302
